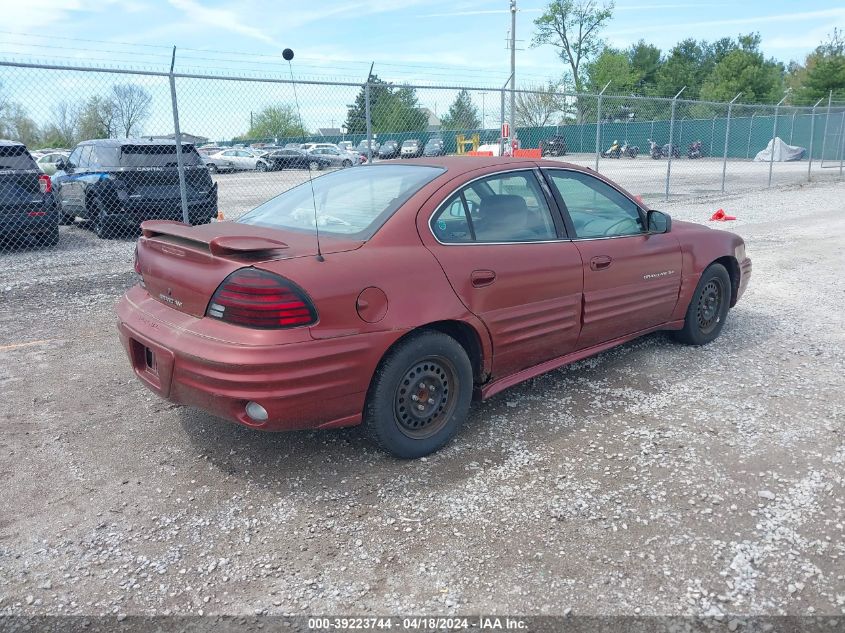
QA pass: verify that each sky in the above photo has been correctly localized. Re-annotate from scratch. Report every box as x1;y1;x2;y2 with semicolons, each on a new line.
1;0;843;140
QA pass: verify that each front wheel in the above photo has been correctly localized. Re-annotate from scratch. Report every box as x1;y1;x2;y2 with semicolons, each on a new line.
256;161;268;172
673;263;731;346
363;331;473;459
342;159;352;168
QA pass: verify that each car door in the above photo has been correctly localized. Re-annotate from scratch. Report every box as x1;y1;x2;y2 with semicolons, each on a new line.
60;146;87;214
421;169;583;378
543;168;682;350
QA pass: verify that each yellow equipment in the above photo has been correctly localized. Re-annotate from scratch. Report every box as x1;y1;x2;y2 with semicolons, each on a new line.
455;134;480;155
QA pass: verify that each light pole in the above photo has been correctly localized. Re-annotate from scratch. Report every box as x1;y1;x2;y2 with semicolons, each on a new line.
509;0;516;148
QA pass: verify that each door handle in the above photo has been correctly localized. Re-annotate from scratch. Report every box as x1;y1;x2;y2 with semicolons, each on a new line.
590;256;612;271
471;269;497;288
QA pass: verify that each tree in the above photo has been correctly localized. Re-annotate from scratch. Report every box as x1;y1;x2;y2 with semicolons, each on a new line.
344;75;427;134
111;84;152;138
41;102;79;147
77;96;118;140
700;37;784;103
628;41;661;92
242;105;306;140
0;103;39;146
440;89;481;130
654;38;712;99
791;29;845;104
531;0;614;95
586;48;636;94
514;82;566;126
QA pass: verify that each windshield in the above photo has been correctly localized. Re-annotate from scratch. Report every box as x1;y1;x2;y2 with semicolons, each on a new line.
0;145;37;170
239;164;444;239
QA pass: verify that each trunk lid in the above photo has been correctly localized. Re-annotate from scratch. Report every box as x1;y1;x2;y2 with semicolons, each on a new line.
137;220;363;317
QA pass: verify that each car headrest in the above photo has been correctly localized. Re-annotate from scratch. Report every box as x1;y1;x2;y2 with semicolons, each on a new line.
480;195;528;224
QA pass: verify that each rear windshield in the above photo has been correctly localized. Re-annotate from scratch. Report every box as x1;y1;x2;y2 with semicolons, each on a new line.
113;144;202;168
0;145;37;170
239;164;444;239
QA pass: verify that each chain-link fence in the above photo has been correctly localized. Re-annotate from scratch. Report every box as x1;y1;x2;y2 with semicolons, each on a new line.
1;59;844;254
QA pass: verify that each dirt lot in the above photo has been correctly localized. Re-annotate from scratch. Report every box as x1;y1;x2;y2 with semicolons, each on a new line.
0;178;843;619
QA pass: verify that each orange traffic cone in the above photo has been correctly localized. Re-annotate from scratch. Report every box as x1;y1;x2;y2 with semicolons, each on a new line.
217;209;225;222
710;208;736;221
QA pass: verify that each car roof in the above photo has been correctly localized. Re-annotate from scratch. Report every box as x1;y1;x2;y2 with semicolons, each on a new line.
387;156;577;173
78;138;191;147
0;139;26;147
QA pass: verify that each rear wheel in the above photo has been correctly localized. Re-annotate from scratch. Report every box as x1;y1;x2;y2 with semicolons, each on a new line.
207;163;218;174
673;263;731;345
41;225;60;247
342;159;352;168
363;331;472;459
91;198;114;240
308;160;320;171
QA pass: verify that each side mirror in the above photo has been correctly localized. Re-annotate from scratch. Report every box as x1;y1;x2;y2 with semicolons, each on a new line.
647;209;672;234
55;159;69;172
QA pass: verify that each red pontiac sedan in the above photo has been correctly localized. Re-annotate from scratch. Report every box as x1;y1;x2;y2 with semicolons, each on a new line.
117;157;751;458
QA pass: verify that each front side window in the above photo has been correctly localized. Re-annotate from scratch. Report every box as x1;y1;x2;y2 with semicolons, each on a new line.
431;171;557;244
546;170;643;239
239;164;444;239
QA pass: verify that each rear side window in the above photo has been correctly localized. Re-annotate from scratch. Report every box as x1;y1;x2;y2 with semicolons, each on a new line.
0;145;37;170
118;144;202;168
431;171;558;243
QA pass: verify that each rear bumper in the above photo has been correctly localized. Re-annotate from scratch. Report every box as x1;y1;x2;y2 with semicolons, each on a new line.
0;200;58;235
116;285;402;432
109;187;217;225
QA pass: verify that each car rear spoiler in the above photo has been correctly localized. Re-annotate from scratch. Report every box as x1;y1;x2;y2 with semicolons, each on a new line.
141;220;290;257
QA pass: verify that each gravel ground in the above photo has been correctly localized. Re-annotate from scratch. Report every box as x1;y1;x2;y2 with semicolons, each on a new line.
0;178;843;619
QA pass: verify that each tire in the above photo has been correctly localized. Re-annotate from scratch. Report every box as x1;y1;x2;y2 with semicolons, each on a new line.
40;225;60;248
207;163;218;174
673;263;732;346
363;331;473;459
59;209;75;225
91;198;113;240
256;161;268;172
342;159;352;168
308;160;320;171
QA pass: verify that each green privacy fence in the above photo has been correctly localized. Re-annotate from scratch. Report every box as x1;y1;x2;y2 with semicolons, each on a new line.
231;109;845;161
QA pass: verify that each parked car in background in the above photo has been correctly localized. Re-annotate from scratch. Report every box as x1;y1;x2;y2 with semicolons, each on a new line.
400;139;422;158
423;137;445;157
338;141;354;152
52;139;217;238
261;148;333;171
540;135;568;157
36;151;70;176
119;157;751;459
284;143;303;149
301;142;338;152
0;139;59;248
378;140;400;159
308;146;363;168
205;148;269;173
197;145;224;156
356;139;380;155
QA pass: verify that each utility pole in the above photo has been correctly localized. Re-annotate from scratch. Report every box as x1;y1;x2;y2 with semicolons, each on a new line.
510;0;516;147
480;92;487;129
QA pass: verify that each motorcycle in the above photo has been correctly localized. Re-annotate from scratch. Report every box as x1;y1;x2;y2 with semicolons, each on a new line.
648;138;661;159
687;140;703;159
621;141;639;158
663;143;681;158
648;138;681;159
601;140;621;159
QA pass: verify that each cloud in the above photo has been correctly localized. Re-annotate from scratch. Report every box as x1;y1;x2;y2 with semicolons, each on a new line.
167;0;278;47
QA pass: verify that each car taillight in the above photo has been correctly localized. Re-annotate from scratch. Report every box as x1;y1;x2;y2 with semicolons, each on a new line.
38;174;52;194
206;268;317;329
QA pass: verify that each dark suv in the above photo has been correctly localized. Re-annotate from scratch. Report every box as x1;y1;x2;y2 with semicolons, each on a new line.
54;139;217;238
0;139;59;249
